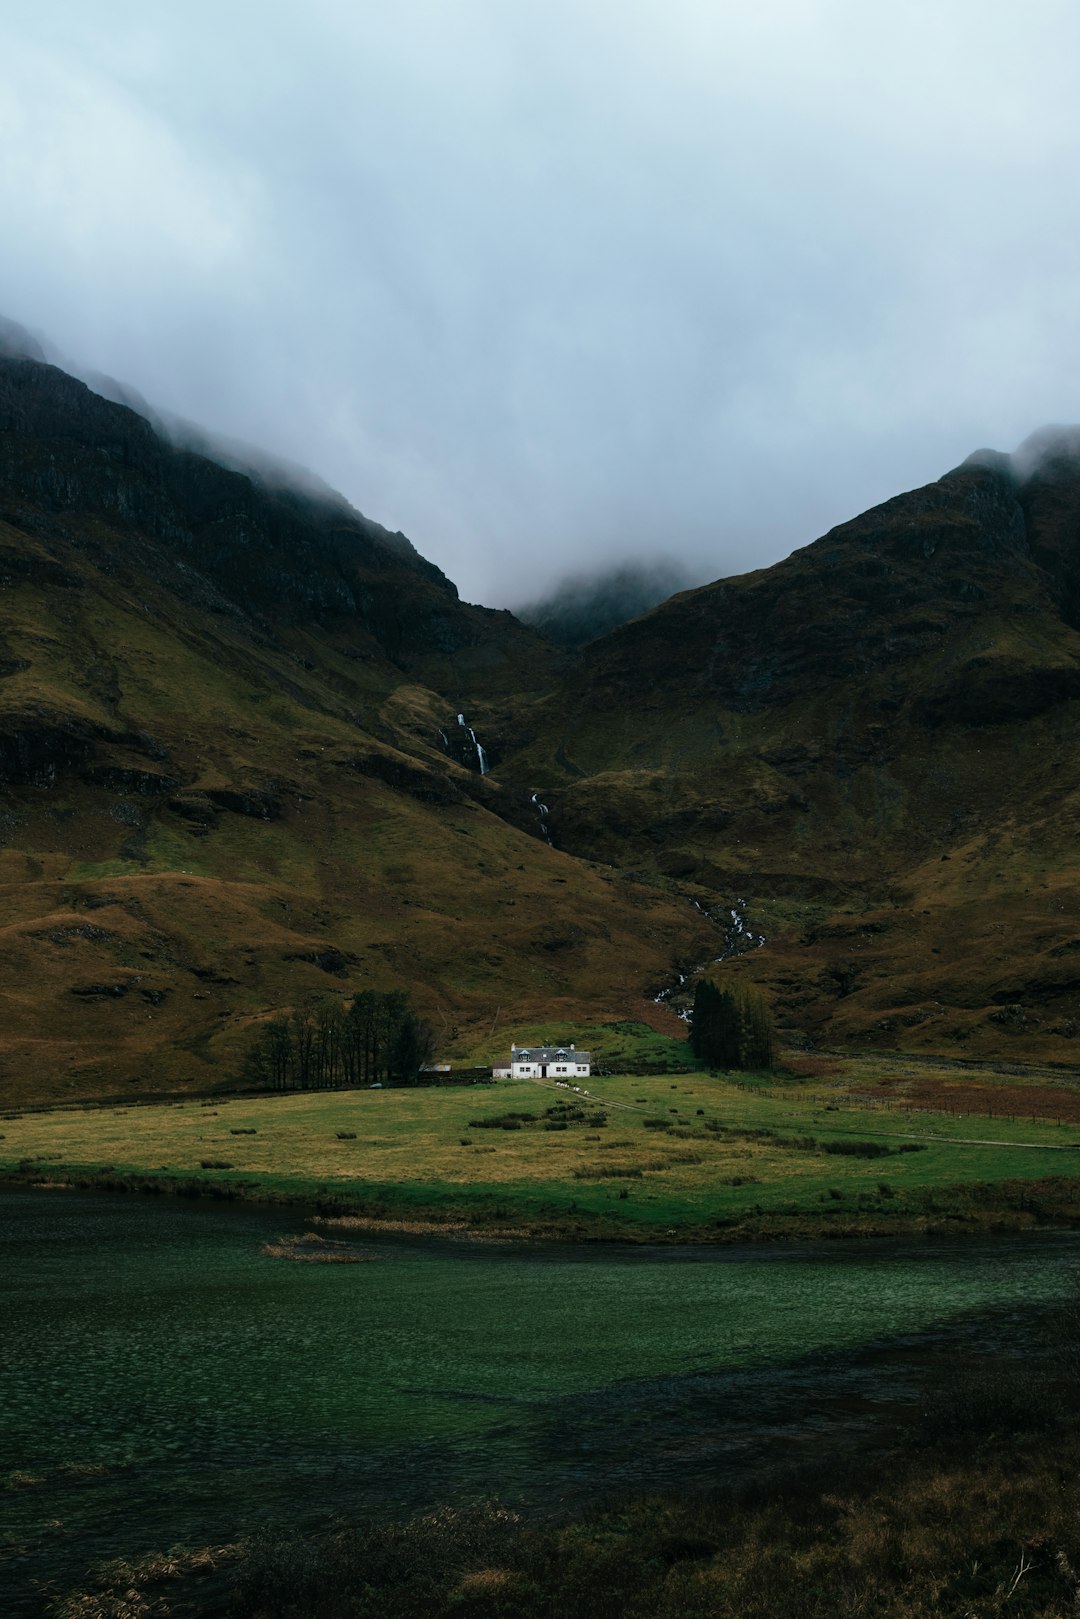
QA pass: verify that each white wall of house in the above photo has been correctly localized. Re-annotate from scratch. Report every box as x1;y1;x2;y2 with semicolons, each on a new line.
509;1060;590;1078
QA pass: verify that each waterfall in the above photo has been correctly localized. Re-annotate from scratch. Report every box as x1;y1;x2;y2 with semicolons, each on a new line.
531;791;553;845
469;731;488;775
455;714;488;775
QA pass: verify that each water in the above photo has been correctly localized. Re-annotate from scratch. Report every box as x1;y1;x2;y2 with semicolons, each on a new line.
455;713;488;774
3;1185;1080;1609
531;791;552;843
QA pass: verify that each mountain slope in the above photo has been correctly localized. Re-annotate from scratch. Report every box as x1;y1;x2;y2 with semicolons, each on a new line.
496;448;1080;1059
0;349;710;1104
8;328;1080;1094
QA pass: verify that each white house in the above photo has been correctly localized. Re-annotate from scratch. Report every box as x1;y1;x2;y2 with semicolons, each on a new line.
508;1043;591;1080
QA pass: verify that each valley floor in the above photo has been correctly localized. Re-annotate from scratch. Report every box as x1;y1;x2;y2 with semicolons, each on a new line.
5;1053;1080;1242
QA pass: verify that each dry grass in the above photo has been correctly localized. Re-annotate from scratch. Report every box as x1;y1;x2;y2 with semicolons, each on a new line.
48;1542;242;1619
259;1230;375;1263
5;1061;1080;1237
0;517;707;1109
259;1233;374;1264
72;1378;1080;1619
846;1071;1080;1122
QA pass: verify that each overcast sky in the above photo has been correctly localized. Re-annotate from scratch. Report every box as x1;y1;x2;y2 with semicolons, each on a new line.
3;1;1080;606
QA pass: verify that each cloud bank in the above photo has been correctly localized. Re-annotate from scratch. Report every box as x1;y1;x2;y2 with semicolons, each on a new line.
3;1;1080;606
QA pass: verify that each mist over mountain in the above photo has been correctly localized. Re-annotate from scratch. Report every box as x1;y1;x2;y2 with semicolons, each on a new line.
9;4;1080;609
516;560;701;648
0;314;47;363
0;314;361;520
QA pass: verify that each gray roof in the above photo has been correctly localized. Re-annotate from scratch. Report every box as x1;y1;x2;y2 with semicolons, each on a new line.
511;1046;592;1062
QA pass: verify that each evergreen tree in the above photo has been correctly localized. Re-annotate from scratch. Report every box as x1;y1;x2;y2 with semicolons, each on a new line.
244;991;437;1089
688;977;775;1071
388;1009;436;1085
688;979;716;1064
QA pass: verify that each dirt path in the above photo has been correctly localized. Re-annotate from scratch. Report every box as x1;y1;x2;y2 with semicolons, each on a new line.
872;1129;1080;1152
526;1076;649;1114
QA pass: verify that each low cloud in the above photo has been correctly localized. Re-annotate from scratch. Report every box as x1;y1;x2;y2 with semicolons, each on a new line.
516;559;702;647
3;2;1080;606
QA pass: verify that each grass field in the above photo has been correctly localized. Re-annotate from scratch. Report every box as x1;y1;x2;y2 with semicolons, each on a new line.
5;1053;1080;1240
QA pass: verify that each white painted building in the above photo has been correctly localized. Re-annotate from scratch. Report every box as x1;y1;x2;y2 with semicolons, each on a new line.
508;1044;591;1080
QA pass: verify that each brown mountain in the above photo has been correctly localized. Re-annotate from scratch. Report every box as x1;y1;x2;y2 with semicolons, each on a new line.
5;330;1080;1105
494;440;1080;1059
0;344;711;1104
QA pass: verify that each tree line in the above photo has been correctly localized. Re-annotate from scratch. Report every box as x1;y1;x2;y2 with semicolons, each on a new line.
244;991;436;1090
688;978;775;1070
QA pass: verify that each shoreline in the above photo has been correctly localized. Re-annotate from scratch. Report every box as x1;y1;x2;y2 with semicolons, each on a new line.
6;1163;1080;1247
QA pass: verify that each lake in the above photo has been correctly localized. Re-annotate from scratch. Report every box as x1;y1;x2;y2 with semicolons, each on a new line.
3;1185;1079;1613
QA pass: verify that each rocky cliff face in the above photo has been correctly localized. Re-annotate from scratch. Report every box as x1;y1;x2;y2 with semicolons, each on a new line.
0;343;566;691
0;342;564;798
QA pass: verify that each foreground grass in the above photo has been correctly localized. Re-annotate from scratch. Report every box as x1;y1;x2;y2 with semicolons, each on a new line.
5;1057;1080;1239
45;1314;1080;1619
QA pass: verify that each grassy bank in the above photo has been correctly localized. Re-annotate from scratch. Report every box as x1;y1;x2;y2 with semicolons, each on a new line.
5;1058;1080;1241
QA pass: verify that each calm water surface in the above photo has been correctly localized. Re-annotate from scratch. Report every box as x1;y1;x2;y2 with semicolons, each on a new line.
3;1185;1080;1610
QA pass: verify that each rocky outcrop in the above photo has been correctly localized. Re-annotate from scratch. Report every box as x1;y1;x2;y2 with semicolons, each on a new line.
80;766;179;796
337;750;465;806
205;788;282;821
0;716;170;789
0;353;455;633
0;722;96;786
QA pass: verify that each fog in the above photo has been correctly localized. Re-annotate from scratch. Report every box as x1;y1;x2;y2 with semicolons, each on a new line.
3;1;1080;606
517;559;700;646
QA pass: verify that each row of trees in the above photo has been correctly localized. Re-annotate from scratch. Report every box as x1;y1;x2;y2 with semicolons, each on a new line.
245;991;436;1090
688;978;775;1070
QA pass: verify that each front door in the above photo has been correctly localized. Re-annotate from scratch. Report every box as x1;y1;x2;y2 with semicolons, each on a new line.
541;1065;548;1078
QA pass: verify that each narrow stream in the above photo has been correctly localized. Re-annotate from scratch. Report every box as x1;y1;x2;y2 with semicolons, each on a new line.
654;897;767;1012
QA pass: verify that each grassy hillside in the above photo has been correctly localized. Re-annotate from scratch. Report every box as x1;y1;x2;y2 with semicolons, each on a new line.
8;344;1080;1099
0;357;711;1105
493;454;1080;1062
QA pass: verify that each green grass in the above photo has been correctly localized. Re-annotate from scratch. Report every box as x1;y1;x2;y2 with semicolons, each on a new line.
65;858;145;881
5;1063;1080;1239
45;1304;1080;1619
